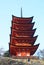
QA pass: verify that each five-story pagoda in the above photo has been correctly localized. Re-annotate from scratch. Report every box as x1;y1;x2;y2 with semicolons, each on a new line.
9;11;39;57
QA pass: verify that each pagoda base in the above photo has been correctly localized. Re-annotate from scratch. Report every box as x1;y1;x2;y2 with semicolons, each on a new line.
10;56;38;59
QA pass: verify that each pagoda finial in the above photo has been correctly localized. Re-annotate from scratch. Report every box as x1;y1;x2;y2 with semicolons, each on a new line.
21;8;22;18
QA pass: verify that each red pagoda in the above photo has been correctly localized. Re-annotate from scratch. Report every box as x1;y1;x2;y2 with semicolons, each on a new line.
9;13;39;57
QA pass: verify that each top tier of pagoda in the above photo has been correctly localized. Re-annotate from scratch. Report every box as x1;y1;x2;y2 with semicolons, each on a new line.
12;15;33;23
9;13;39;56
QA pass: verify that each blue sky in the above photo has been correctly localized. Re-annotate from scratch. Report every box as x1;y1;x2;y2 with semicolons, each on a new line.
0;0;44;53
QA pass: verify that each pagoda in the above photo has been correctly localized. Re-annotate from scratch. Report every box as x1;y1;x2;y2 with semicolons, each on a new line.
9;11;39;57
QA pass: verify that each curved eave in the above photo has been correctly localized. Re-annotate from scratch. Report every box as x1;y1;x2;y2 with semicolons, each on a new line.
10;43;39;48
12;22;35;25
30;44;40;55
9;43;40;55
12;15;34;19
12;28;36;32
10;36;38;45
11;28;36;37
12;15;34;23
12;22;35;28
11;35;38;40
11;22;35;31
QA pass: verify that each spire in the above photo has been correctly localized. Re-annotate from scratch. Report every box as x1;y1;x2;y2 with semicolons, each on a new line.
21;8;22;18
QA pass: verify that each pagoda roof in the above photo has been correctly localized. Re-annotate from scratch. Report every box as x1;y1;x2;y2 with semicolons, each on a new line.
11;28;36;37
12;15;33;23
12;15;34;19
9;43;39;55
12;22;35;28
12;22;35;25
12;28;36;32
10;36;38;45
11;36;38;40
11;25;34;31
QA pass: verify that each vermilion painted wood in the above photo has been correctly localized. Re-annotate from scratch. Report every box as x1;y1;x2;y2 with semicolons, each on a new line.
12;15;33;23
11;28;36;37
9;15;39;56
12;22;35;30
10;36;37;45
9;44;39;55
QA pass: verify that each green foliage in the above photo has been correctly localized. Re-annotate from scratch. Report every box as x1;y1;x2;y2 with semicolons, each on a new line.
3;50;10;57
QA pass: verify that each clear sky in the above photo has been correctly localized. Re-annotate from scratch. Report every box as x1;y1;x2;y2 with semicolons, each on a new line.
0;0;44;53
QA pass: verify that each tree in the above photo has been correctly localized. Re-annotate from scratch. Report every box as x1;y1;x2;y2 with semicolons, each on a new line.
0;48;5;56
3;50;10;57
37;49;44;59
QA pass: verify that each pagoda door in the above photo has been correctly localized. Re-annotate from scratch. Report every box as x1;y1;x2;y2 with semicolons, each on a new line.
21;52;27;56
21;52;30;56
